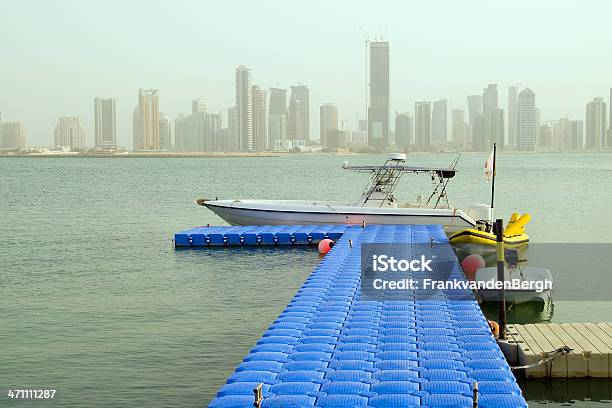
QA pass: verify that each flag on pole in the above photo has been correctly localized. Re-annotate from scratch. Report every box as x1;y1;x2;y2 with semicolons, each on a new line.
484;149;495;182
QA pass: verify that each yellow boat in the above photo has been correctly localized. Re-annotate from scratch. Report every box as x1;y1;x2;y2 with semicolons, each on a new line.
449;212;531;248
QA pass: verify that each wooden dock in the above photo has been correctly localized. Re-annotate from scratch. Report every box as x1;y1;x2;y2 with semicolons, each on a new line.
500;323;612;378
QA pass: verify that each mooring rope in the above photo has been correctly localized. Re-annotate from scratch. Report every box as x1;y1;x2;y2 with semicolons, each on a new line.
510;346;573;370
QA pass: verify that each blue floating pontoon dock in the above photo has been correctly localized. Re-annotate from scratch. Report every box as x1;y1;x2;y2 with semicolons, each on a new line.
175;224;527;408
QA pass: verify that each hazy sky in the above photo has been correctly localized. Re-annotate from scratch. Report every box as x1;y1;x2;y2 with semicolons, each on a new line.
1;0;611;147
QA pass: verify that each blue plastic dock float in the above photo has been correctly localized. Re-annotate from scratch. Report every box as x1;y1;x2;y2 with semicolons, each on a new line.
181;224;526;407
174;225;351;247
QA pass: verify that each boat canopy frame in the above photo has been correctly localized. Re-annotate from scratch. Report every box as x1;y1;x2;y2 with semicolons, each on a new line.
342;155;461;208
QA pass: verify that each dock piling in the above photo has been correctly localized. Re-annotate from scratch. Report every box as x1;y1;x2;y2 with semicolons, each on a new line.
496;218;507;340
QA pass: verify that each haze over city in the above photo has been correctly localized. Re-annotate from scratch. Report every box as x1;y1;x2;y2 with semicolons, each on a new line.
1;0;611;150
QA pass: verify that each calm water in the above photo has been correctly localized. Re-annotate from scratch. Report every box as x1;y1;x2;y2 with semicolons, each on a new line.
1;153;612;407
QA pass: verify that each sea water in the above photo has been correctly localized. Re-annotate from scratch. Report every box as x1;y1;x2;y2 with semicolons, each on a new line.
1;153;611;406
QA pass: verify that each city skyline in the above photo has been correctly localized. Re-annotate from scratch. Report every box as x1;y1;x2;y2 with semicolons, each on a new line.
2;1;611;148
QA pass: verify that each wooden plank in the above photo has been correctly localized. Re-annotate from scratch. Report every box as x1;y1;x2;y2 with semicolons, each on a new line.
561;323;609;377
548;323;589;377
531;323;568;377
592;323;612;375
512;323;547;377
576;323;612;377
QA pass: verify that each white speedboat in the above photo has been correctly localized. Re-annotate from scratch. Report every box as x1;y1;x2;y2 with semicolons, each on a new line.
197;153;493;233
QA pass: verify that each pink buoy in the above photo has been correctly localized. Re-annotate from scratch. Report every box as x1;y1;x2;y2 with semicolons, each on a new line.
318;239;335;255
461;254;486;281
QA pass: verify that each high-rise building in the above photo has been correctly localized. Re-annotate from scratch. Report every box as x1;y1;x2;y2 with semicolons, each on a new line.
467;95;483;126
174;113;195;152
159;114;172;151
204;113;222;151
287;85;309;148
539;124;553;148
368;41;390;148
569;120;584;150
535;106;541;145
609;88;612;148
320;103;338;147
471;114;486;151
252;85;267;151
235;65;253;151
54;116;85;149
431;99;447;145
394;112;413;149
508;86;519;149
133;89;160;151
518;88;536;151
552;118;570;150
94;97;116;149
483;84;504;148
192;99;207;115
414;102;431;150
466;95;483;147
228;107;238;151
1;122;26;149
268;88;287;150
452;109;468;150
585;97;607;150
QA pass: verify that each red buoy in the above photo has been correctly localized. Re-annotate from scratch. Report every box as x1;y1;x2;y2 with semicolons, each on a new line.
318;239;335;255
461;254;486;281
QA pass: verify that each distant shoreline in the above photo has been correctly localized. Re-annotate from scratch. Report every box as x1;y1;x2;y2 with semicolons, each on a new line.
1;150;610;158
0;152;291;158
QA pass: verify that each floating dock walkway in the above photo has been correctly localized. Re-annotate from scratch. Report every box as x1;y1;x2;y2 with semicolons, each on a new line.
504;322;612;378
175;224;527;407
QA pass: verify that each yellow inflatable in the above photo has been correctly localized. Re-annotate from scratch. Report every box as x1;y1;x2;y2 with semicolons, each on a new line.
449;213;530;248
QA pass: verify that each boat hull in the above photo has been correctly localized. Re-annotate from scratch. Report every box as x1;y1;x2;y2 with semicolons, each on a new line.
202;200;475;233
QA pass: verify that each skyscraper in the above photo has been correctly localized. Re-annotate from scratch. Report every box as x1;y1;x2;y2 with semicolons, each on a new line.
609;88;612;148
452;109;468;150
235;65;252;151
539;123;553;148
1;122;25;149
518;88;536;151
320;103;338;147
552;118;570;150
133;89;160;151
287;85;309;147
483;84;504;148
471;114;486;151
508;86;519;149
252;85;267;151
466;95;483;147
268;88;287;150
570;120;584;150
54;117;85;149
159;114;172;151
585;97;607;150
368;41;389;148
431;99;448;145
228;107;238;151
394;112;413;149
414;102;431;150
192;99;207;115
94;97;116;150
174;113;194;152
